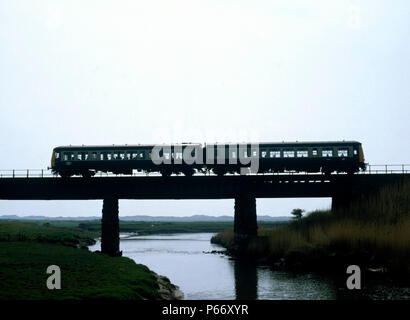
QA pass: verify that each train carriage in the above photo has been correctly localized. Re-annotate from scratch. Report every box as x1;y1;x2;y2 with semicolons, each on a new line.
50;141;366;177
51;143;203;178
204;141;365;176
257;141;366;174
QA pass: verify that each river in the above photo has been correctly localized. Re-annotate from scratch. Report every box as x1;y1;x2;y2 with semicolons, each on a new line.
88;232;410;300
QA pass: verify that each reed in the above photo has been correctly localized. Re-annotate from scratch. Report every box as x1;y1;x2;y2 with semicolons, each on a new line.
213;180;410;274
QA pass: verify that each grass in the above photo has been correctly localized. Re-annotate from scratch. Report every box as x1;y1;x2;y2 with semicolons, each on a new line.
0;219;287;238
0;221;99;247
0;221;168;300
211;180;410;277
0;242;160;300
78;220;285;235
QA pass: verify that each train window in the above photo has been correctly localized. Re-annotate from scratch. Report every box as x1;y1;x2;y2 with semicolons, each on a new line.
252;150;257;157
63;153;69;161
283;150;295;158
270;151;280;158
84;153;89;160
312;149;318;156
77;154;82;160
126;153;131;160
164;152;170;160
132;153;138;159
55;152;60;159
338;149;348;157
322;150;333;157
92;152;97;160
107;154;112;160
140;152;145;159
297;150;308;158
120;152;125;160
353;149;358;155
232;151;237;159
261;151;267;158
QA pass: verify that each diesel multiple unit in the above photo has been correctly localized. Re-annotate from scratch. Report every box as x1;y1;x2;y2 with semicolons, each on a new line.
50;141;366;178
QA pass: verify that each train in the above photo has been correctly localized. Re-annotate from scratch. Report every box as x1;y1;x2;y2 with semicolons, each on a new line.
50;141;366;178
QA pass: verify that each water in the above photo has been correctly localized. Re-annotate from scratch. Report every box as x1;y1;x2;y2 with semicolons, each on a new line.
88;233;410;300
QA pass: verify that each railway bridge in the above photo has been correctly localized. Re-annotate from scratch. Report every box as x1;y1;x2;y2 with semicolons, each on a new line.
0;167;409;256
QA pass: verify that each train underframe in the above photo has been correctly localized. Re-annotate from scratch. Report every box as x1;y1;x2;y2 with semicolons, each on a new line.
54;162;365;178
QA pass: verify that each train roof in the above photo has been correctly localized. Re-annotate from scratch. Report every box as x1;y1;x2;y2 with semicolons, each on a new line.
53;143;202;150
53;141;362;150
210;141;361;146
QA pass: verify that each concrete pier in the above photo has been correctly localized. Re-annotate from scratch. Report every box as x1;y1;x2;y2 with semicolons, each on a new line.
234;194;257;244
101;198;121;257
331;191;354;212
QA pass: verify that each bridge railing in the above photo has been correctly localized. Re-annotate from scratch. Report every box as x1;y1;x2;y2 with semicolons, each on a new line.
0;165;409;178
361;164;410;174
0;169;57;178
0;169;167;178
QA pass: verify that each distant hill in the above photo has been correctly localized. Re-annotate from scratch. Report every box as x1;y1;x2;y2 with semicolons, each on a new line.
120;215;291;222
0;214;291;222
0;215;101;221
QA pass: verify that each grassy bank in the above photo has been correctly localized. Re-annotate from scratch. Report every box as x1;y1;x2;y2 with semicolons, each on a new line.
211;180;410;280
78;220;285;235
0;242;161;300
0;220;99;248
0;221;177;300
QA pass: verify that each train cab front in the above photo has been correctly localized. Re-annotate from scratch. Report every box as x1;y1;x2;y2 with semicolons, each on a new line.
49;147;61;173
358;143;367;171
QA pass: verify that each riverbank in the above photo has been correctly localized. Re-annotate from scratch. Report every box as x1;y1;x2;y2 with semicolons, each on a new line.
77;220;285;235
211;180;410;285
0;221;181;300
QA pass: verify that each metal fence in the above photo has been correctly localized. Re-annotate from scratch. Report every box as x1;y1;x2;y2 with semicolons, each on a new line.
0;169;55;178
362;164;410;174
0;164;409;178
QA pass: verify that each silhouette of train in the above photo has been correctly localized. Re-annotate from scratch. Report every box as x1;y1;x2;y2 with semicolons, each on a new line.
50;141;366;178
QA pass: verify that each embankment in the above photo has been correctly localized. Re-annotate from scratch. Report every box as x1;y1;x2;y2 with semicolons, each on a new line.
211;180;410;283
0;221;181;300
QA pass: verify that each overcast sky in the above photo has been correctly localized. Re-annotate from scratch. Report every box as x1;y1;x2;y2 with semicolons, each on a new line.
0;1;409;217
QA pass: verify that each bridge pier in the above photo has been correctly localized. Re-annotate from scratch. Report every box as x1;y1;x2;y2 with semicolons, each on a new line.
101;198;122;257
331;192;354;212
234;194;257;245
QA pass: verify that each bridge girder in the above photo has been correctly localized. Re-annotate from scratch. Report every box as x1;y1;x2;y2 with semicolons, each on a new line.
1;174;407;200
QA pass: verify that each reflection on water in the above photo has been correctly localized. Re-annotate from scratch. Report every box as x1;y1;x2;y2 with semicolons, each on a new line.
88;233;410;300
234;260;258;300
